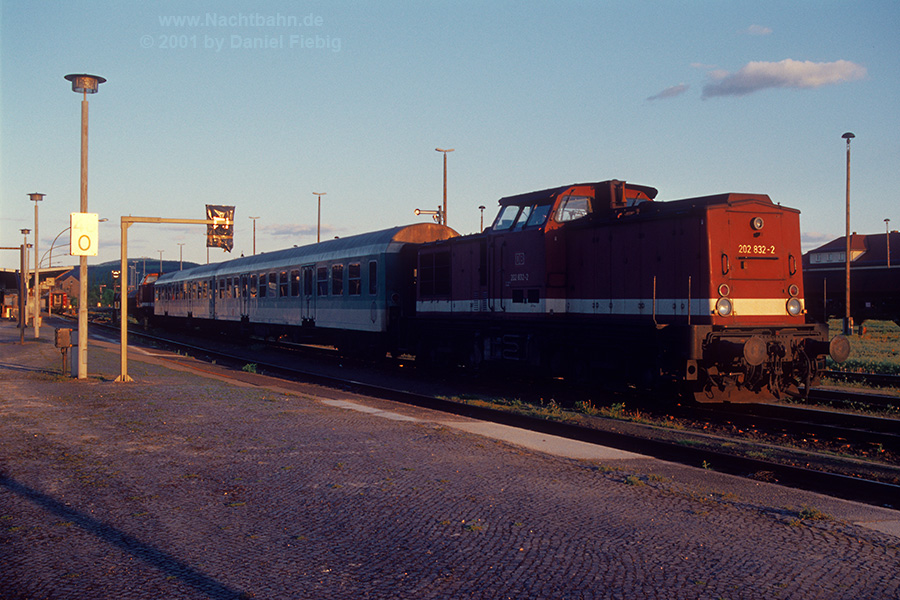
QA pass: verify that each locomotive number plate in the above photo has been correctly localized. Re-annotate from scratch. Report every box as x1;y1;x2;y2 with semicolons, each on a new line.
737;244;776;255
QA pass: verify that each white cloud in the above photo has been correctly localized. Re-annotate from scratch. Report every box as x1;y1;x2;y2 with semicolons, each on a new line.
647;83;689;101
746;24;772;36
702;59;866;98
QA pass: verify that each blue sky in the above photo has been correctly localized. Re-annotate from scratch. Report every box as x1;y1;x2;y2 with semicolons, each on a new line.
2;0;898;270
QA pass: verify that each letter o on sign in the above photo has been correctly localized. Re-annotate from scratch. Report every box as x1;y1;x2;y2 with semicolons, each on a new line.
70;212;99;256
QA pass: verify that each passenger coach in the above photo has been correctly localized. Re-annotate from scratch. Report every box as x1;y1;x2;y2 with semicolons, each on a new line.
154;223;457;355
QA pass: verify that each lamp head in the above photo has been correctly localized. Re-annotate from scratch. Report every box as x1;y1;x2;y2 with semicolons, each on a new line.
64;73;106;94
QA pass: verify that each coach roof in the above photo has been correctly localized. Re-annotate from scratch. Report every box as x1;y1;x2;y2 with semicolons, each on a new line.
157;223;457;285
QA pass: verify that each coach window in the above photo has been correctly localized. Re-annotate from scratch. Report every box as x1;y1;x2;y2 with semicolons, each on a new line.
250;274;257;298
258;273;267;298
268;272;278;298
279;270;289;297
219;278;226;299
368;261;377;295
348;263;361;296
226;278;233;298
317;267;328;296
303;267;314;296
554;195;591;223
290;269;300;297
332;264;344;296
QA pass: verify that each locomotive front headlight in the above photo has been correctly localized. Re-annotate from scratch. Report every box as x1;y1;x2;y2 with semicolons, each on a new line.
751;216;764;231
786;297;803;316
715;297;733;317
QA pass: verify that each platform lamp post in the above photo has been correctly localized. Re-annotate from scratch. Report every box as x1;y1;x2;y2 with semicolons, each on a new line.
177;243;185;270
886;219;891;269
29;193;44;339
65;73;106;379
249;216;259;254
313;193;326;243
841;132;854;336
19;229;30;344
157;250;164;274
479;205;486;232
436;148;454;227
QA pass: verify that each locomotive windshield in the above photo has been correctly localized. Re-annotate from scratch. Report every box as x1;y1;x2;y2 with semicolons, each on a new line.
492;202;554;231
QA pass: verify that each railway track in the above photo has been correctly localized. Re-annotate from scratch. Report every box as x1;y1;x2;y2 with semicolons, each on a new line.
94;322;900;509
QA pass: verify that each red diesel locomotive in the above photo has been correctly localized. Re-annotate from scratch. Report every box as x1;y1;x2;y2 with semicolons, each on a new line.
415;180;849;402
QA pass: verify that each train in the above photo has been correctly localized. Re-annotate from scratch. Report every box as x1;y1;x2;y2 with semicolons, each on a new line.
146;179;850;402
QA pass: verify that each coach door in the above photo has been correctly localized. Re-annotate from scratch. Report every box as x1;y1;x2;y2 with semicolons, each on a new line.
301;265;316;325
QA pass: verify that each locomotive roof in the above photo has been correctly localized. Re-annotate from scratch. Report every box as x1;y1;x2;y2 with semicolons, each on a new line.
157;223;457;284
496;180;659;206
645;192;797;213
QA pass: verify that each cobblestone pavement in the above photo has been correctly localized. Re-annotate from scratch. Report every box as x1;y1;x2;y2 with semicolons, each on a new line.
2;319;899;599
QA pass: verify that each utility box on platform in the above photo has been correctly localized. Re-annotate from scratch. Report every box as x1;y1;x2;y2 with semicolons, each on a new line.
54;328;74;376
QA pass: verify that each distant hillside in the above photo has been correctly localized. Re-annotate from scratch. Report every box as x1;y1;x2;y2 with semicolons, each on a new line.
53;260;203;288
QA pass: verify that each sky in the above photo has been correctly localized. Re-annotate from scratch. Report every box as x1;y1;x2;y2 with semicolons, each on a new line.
2;0;899;272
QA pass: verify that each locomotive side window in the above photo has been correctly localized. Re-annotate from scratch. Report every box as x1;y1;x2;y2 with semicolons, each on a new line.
419;250;451;296
492;205;520;231
290;270;300;297
332;264;344;296
512;206;533;230
554;195;592;223
526;204;553;228
348;263;361;296
368;261;377;295
317;267;328;296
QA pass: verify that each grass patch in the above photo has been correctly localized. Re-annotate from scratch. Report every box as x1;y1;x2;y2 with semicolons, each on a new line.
826;320;900;375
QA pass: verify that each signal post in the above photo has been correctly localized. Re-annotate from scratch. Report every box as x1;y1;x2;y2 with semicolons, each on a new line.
116;215;230;382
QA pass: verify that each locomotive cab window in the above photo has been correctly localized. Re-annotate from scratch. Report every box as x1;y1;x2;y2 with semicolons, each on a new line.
554;195;592;223
525;204;553;228
492;205;521;231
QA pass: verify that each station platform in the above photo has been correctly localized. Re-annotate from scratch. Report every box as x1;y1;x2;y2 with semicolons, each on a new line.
2;316;898;599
